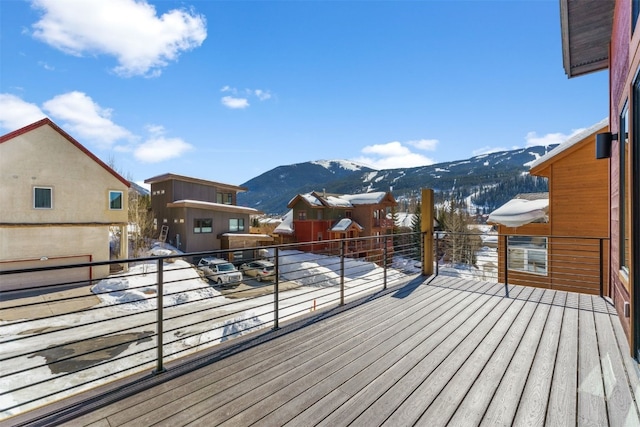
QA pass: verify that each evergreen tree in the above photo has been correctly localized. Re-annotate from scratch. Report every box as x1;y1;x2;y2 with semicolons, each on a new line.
411;202;422;260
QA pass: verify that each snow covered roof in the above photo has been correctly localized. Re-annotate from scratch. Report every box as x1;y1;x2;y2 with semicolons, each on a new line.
331;218;363;232
288;191;395;209
487;196;549;228
273;209;294;234
324;195;353;208
340;192;388;205
528;118;608;170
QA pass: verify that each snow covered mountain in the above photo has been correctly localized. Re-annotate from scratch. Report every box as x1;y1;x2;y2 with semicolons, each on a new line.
237;146;557;215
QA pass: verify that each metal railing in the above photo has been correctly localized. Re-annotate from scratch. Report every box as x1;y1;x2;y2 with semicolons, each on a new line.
0;233;422;421
434;230;609;296
0;229;611;422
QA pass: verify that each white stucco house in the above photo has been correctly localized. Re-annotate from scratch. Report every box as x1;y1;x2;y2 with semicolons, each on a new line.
0;118;130;291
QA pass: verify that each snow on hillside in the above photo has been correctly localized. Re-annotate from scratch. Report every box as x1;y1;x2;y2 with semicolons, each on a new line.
311;159;372;172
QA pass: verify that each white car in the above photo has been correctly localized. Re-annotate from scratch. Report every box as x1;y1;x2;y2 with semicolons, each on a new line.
197;257;242;286
240;260;276;282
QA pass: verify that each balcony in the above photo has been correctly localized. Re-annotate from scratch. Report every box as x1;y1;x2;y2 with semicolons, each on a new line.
1;233;638;426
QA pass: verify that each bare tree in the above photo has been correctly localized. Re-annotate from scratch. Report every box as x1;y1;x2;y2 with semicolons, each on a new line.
129;190;153;257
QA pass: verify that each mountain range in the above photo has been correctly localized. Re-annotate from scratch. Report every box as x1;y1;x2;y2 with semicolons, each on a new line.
237;145;558;216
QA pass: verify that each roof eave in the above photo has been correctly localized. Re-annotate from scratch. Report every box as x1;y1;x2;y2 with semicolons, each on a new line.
560;0;614;78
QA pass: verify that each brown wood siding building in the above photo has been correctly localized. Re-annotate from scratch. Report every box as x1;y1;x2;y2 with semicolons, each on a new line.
285;191;397;259
144;174;270;255
494;121;610;295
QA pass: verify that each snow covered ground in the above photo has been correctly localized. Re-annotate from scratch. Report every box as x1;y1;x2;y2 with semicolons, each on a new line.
1;229;497;420
0;248;420;419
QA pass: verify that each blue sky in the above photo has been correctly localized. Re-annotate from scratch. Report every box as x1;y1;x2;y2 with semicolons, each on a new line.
0;0;608;187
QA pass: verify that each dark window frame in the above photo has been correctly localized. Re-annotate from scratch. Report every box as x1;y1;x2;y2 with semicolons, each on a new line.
194;218;213;234
34;186;52;209
109;190;123;210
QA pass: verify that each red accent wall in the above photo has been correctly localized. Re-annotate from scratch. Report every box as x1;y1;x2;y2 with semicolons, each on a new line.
609;0;632;342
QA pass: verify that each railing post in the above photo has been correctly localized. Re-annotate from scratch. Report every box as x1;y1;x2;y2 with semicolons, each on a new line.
155;257;165;373
340;240;345;305
273;247;279;330
503;235;509;298
383;235;388;290
435;232;439;276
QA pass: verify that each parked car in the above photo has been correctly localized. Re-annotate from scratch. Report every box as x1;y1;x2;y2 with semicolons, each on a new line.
197;257;242;286
239;260;276;282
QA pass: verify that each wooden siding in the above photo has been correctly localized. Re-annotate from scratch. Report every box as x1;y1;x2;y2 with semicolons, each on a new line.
15;276;640;427
546;136;610;238
608;0;636;348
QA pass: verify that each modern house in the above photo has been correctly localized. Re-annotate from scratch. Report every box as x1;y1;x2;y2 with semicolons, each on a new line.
0;118;130;291
488;119;610;295
559;0;640;359
144;173;271;260
274;191;397;258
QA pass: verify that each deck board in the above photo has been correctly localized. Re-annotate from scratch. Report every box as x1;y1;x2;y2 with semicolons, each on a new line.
577;293;608;427
512;291;565;426
256;281;494;426
546;291;578;427
12;275;635;427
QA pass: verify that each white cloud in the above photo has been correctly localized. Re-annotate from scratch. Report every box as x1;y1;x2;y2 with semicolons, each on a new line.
254;89;272;101
2;93;194;164
134;135;193;163
221;96;250;109
407;139;438;151
220;86;272;109
38;61;55;71
524;128;585;147
30;0;207;77
0;94;47;131
352;140;436;170
42;91;133;146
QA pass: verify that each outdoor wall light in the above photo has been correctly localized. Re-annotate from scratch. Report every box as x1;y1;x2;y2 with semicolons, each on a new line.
40;256;48;261
596;132;617;159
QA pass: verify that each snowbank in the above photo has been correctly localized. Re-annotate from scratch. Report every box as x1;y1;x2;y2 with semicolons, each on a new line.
91;260;222;309
487;198;548;228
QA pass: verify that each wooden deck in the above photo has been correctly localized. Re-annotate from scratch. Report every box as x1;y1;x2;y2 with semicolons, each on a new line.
12;276;640;426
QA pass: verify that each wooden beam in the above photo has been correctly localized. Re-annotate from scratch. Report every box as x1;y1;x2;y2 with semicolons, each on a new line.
422;188;434;276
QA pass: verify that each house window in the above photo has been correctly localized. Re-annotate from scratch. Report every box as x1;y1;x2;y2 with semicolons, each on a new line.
507;236;548;275
109;191;123;210
34;187;52;209
194;218;212;233
229;218;245;232
346;211;352;218
620;103;630;275
298;211;307;220
217;193;233;205
317;210;323;220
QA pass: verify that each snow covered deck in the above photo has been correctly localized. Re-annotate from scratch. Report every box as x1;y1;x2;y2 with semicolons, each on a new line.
11;276;640;426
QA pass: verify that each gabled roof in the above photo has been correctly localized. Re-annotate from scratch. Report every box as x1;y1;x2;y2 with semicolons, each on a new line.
331;218;364;232
0;118;130;187
287;191;397;209
560;0;614;77
145;173;247;192
529;118;608;173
